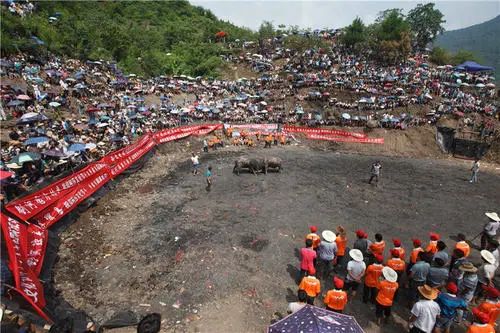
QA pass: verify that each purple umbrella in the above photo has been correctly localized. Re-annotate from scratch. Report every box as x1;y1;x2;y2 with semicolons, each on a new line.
42;149;68;158
268;305;364;333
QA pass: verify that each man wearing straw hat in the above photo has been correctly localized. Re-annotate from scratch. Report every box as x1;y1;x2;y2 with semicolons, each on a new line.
481;212;500;250
474;250;496;304
375;266;399;326
409;284;440;333
456;262;479;323
318;230;337;280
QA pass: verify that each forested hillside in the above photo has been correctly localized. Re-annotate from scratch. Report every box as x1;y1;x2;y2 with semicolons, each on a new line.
1;1;255;77
436;15;499;72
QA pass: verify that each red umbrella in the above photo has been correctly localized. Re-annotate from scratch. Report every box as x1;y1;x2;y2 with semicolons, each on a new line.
215;31;227;38
16;94;31;100
0;170;14;181
86;107;99;113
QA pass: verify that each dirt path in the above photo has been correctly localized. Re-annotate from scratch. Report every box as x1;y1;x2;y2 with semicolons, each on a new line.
51;137;500;332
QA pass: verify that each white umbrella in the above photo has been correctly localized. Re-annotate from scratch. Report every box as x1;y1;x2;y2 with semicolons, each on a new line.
486;83;495;88
476;83;485;88
85;143;97;150
49;101;61;107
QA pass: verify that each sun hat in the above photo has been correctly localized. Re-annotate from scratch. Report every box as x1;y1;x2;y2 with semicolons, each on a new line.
355;229;365;238
417;284;439;300
485;212;500;222
333;276;344;289
412;238;422;246
349;249;363;262
382;266;398;283
322;230;336;243
393;238;401;247
374;254;384;263
391;249;400;257
482;285;500;299
458;262;478;273
472;307;490;324
309;226;318;233
480;250;496;265
6;163;22;169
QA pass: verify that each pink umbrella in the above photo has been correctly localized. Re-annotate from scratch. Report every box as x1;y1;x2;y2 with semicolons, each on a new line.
0;170;14;181
16;94;31;100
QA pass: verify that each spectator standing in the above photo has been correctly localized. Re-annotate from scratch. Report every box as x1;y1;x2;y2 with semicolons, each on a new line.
323;277;348;313
298;272;321;305
345;249;366;298
363;254;384;304
287;290;307;314
481;212;500;250
317;230;337;280
375;267;399;326
469;158;480;183
409;284;440;333
434;282;467;333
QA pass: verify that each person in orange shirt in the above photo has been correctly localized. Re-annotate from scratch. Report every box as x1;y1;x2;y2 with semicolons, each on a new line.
387;249;406;283
363;254;384;304
299;272;321;305
305;225;321;250
391;238;406;260
408;239;424;270
467;307;495;333
335;225;347;269
375;267;399;326
369;233;386;258
426;232;440;254
455;233;471;258
477;286;500;327
324;277;348;313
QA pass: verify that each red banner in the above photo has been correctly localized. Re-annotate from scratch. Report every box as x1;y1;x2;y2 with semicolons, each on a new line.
110;139;156;177
32;168;111;228
1;213;48;319
224;123;278;131
307;133;384;144
154;128;194;144
5;162;108;221
102;133;153;165
192;124;223;136
26;224;48;276
283;125;367;139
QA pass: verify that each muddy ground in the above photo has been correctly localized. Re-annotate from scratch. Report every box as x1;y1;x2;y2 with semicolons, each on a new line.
53;138;500;333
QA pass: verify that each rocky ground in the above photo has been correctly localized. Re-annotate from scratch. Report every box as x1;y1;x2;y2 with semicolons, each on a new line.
51;134;500;332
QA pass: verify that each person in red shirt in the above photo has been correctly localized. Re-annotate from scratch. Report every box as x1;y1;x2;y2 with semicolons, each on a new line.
375;267;399;326
299;238;316;282
467;307;495;333
426;232;440;254
391;238;406;260
363;254;384;304
299;272;321;305
324;277;348;313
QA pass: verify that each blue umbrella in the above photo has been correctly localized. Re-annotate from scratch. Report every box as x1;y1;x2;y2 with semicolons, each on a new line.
24;137;49;146
68;143;86;152
42;149;67;158
268;305;363;333
16;113;49;125
9;152;42;165
74;83;86;89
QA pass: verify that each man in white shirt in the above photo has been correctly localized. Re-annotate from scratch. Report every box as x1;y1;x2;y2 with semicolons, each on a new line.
409;285;441;333
481;212;500;250
191;153;200;175
469;159;480;183
345;249;366;297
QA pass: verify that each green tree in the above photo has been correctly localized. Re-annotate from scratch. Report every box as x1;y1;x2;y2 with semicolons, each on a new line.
429;46;451;65
407;3;445;50
372;9;411;64
341;17;366;50
451;50;479;65
258;21;276;40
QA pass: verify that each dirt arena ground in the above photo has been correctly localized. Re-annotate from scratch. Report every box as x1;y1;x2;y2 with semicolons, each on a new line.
53;139;500;332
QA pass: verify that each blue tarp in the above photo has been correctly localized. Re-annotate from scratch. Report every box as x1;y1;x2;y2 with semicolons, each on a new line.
456;61;494;72
268;305;364;333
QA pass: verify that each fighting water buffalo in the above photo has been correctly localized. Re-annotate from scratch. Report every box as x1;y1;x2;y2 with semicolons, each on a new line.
233;157;282;175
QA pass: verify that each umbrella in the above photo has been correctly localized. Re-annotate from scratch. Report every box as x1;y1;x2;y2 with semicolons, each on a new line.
476;83;485;88
16;113;49;125
268;305;363;333
9;152;42;165
24;137;49;146
68;143;86;152
0;170;14;181
97;122;109;128
100;115;111;121
486;83;495;88
16;94;31;100
7;100;24;107
74;83;86;89
49;101;61;107
85;143;97;150
342;113;351;120
42;149;67;158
